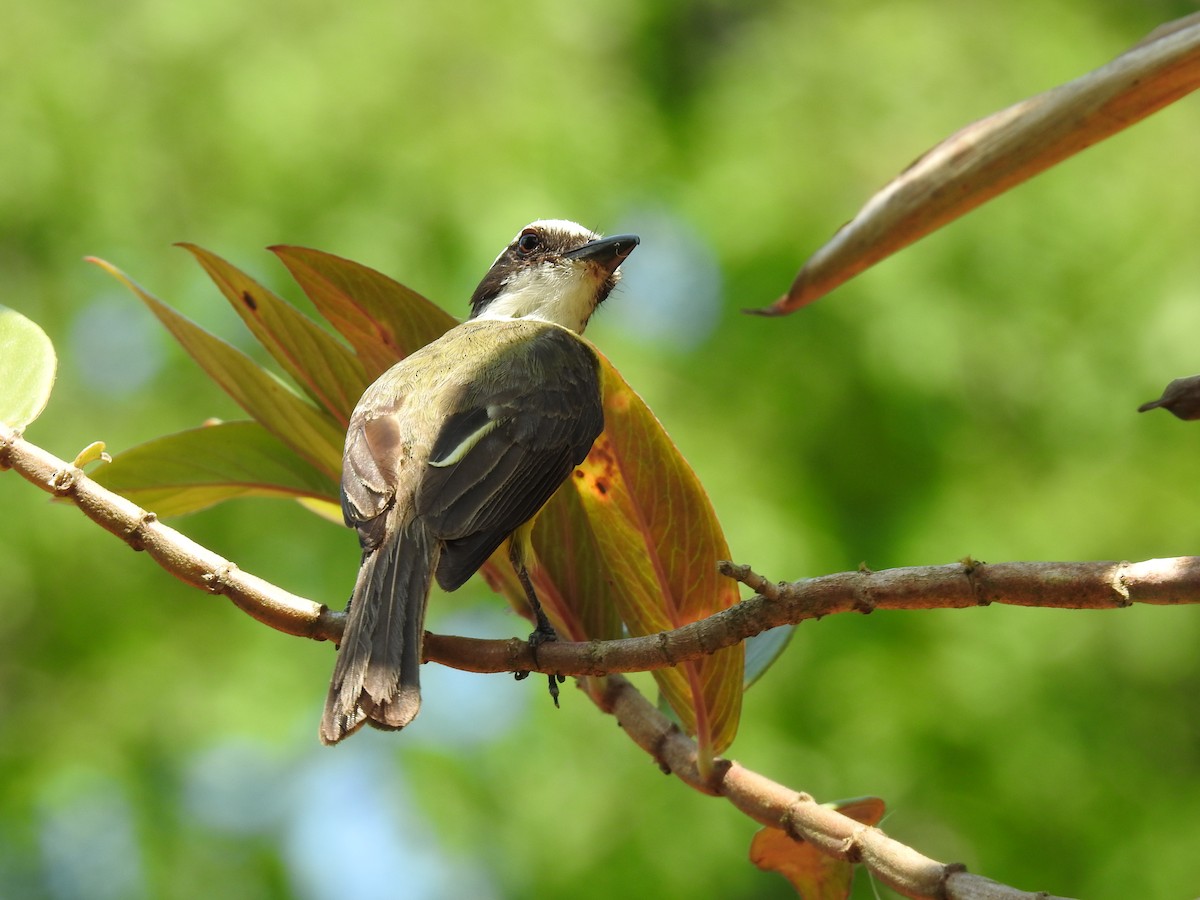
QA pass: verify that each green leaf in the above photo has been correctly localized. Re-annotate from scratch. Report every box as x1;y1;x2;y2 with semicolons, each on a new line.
269;245;457;380
177;244;368;427
93;420;340;518
744;625;796;691
87;257;345;480
0;305;57;428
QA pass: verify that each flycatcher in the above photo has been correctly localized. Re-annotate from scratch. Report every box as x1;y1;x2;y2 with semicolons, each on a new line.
321;220;639;744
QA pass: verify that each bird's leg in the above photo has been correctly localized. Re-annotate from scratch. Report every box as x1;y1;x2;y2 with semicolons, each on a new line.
509;538;564;707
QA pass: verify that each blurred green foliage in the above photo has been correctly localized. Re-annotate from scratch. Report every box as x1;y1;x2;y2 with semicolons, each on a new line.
3;1;1200;897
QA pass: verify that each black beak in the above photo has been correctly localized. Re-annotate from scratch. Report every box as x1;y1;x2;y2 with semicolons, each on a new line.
564;233;640;272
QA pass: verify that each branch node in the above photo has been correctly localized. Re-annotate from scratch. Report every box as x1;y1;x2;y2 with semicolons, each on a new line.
314;605;341;645
123;511;158;551
203;563;239;595
583;639;605;676
853;569;877;614
719;559;789;601
841;824;868;863
962;557;991;606
50;464;79;496
779;792;817;842
0;427;17;470
656;630;677;666
1110;561;1133;608
650;721;681;775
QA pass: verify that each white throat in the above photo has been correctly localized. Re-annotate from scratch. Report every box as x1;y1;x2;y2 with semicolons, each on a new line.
474;262;600;334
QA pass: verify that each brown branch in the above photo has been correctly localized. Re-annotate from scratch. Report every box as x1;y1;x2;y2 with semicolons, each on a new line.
592;673;1074;899
2;422;1131;897
0;422;343;643
432;554;1200;675
5;424;1199;682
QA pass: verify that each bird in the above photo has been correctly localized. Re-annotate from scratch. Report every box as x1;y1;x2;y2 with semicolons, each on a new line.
320;219;639;744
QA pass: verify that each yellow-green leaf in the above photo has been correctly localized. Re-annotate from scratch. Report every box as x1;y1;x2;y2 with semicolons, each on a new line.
532;352;744;755
178;243;368;427
0;305;57;428
269;245;457;380
88;257;344;480
93;420;339;517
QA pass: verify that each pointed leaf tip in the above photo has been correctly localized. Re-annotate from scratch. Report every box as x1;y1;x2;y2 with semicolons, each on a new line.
92;254;345;480
269;245;457;379
177;243;367;426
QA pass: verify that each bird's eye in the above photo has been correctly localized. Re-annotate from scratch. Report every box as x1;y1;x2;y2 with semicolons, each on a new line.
516;231;541;254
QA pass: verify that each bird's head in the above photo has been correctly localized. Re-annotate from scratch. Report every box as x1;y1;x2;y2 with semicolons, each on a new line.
468;220;639;334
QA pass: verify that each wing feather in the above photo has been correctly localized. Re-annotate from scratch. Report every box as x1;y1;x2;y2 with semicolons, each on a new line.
418;325;602;589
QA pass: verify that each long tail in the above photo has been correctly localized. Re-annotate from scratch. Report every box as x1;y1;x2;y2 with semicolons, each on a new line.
320;519;438;744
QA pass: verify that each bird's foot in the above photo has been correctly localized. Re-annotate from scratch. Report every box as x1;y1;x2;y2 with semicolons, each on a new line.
512;624;564;707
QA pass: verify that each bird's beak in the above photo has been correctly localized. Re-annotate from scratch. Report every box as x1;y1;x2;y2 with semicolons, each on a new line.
564;233;640;273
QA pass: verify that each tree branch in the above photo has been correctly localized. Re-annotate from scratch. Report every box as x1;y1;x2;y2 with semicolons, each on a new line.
0;422;343;642
3;422;1129;897
593;673;1075;900
5;424;1198;682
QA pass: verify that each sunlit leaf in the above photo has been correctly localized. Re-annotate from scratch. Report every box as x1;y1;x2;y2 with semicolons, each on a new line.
101;245;742;752
0;305;57;428
88;257;344;480
761;13;1200;314
296;495;345;525
178;243;368;426
532;354;744;755
269;245;457;380
72;441;111;469
93;420;339;518
750;797;886;898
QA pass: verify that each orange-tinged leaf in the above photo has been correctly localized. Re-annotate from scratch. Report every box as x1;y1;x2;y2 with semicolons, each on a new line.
178;244;367;427
760;13;1200;314
269;245;457;380
530;352;743;755
524;479;623;643
100;245;742;751
750;798;886;898
93;420;339;518
87;257;344;480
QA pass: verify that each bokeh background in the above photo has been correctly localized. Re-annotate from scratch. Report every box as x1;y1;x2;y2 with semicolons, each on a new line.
4;2;1200;897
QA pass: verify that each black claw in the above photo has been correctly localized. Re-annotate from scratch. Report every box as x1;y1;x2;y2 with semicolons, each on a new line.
528;623;558;651
510;544;565;708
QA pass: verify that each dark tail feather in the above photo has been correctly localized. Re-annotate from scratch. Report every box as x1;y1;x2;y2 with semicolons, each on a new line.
320;519;437;744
